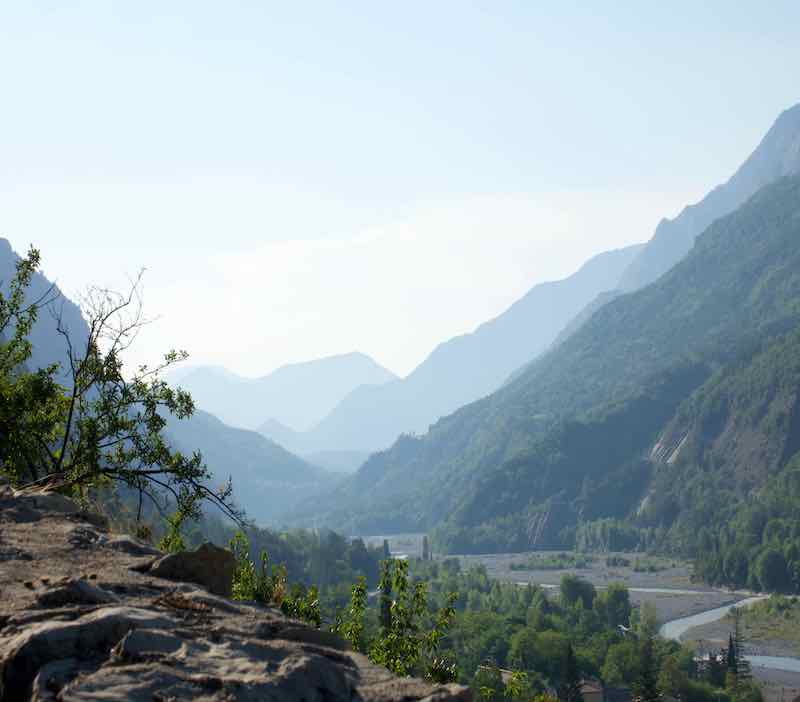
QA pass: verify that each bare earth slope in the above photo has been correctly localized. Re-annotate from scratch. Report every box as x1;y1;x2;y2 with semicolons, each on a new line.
0;484;468;702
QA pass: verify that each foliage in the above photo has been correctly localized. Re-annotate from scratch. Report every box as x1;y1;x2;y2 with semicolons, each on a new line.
556;643;582;702
229;530;321;627
0;248;240;525
632;637;660;702
158;508;189;553
369;559;457;678
510;553;594;571
299;176;800;580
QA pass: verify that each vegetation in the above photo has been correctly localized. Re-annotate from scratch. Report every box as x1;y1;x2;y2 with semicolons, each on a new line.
291;176;800;596
0;247;240;524
510;553;594;571
229;530;322;627
723;596;800;655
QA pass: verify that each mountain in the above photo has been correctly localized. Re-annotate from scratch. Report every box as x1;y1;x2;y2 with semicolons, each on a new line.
617;103;800;292
166;409;337;523
275;244;643;456
284;174;800;549
0;238;88;384
1;239;333;523
171;353;397;432
302;449;372;474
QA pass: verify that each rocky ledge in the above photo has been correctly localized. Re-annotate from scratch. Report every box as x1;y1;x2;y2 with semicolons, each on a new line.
0;485;469;701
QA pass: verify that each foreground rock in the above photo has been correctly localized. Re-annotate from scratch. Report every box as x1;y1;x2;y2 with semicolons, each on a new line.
144;542;235;597
0;487;470;701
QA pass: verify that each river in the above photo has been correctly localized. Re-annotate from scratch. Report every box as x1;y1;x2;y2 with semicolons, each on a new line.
659;595;800;673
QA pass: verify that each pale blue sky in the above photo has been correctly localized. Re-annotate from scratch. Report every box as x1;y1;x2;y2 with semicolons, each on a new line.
1;2;799;375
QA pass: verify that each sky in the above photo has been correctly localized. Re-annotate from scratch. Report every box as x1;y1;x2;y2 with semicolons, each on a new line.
1;2;799;377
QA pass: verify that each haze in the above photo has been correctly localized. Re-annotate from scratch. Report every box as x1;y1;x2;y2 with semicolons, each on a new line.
2;1;798;376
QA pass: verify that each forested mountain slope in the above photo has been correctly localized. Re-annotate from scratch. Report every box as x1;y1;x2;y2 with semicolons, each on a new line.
617;102;800;291
272;244;643;456
286;175;800;550
166;409;337;524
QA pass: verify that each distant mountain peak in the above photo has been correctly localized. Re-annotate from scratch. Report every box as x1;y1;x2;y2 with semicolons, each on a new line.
171;351;396;433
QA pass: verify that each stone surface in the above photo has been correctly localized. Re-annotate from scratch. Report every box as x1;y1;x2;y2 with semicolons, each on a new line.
101;535;162;557
0;491;470;702
34;578;119;608
146;542;236;597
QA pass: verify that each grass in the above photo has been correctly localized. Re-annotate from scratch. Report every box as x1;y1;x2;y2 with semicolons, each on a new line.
733;595;800;655
509;552;595;571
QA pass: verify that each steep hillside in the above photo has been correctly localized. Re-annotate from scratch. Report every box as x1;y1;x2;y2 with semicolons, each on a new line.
172;352;397;432
1;239;333;525
618;102;800;291
286;175;800;546
0;239;88;384
278;244;643;455
166;409;336;524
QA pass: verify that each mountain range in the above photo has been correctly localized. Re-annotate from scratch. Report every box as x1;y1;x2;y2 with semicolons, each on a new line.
284;103;800;553
260;243;644;456
0;240;335;524
169;353;397;433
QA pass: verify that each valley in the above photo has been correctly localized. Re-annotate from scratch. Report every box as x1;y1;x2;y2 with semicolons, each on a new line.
3;11;800;697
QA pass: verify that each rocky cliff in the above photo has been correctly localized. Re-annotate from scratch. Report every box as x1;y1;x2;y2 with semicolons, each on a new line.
0;485;469;701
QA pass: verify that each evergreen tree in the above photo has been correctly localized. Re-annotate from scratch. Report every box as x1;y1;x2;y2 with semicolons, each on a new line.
726;633;737;674
422;535;430;561
557;643;583;702
732;610;752;683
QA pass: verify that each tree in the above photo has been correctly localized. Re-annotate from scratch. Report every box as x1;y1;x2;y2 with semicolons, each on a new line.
725;633;737;675
730;609;752;689
505;670;538;701
560;575;595;610
556;643;583;702
0;249;241;526
0;247;65;480
755;549;790;593
657;653;688;699
368;559;457;679
422;534;430;561
633;636;661;702
595;583;631;629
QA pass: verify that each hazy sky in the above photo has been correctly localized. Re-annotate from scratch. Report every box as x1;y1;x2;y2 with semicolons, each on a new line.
2;2;799;377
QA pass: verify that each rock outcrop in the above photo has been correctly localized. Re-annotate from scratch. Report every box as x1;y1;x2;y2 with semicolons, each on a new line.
0;486;470;701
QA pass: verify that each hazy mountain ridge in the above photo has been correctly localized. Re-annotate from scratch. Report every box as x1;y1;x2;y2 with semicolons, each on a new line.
172;352;397;433
285;173;800;543
0;238;88;385
271;243;644;456
617;102;800;291
1;239;332;524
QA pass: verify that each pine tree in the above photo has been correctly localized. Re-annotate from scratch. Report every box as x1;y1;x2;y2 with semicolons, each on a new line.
422;535;430;561
732;610;752;683
726;633;737;674
557;643;583;702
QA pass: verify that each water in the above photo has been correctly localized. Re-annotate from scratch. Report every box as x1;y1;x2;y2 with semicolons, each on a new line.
660;596;800;673
658;596;766;640
748;656;800;673
532;582;718;595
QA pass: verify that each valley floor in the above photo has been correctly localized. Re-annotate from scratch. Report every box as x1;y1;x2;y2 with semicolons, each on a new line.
454;550;742;623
